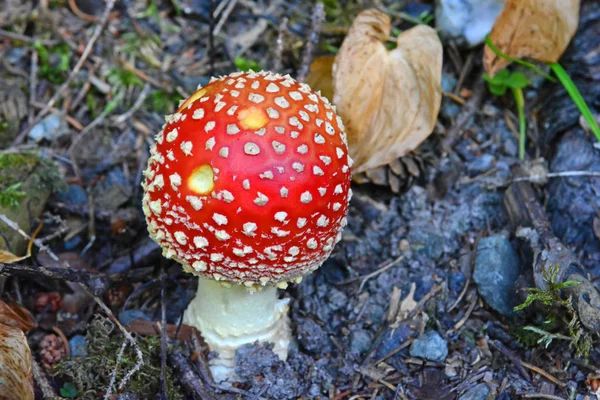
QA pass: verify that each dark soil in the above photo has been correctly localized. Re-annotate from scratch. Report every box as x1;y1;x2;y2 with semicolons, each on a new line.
0;1;599;399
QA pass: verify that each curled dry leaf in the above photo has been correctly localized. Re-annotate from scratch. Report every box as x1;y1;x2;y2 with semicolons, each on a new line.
306;55;335;102
332;9;442;173
484;0;580;76
0;301;36;400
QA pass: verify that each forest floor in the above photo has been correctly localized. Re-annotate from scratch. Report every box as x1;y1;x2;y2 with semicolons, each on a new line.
0;1;599;399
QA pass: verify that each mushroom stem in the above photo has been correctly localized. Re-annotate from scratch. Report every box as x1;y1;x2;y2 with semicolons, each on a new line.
183;277;291;383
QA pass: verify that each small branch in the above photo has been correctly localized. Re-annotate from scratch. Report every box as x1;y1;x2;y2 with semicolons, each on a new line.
213;0;238;37
90;290;144;392
511;170;600;182
12;0;117;146
168;349;218;400
32;360;56;399
160;267;168;400
103;340;128;400
273;17;289;72
0;29;60;46
297;2;325;83
208;0;216;76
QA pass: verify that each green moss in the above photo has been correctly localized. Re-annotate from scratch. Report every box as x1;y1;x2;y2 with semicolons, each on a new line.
54;317;183;400
0;152;64;194
513;265;593;358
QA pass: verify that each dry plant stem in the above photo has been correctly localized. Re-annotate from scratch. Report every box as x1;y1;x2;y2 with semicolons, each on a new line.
32;360;56;399
297;2;325;83
273;17;288;72
160;268;168;400
12;0;116;146
91;290;144;393
183;278;291;383
212;0;238;37
103;339;128;400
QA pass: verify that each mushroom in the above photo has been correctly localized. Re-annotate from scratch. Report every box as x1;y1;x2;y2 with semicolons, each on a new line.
141;70;352;382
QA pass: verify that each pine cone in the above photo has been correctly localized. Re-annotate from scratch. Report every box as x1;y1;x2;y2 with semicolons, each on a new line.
39;334;66;369
353;151;433;194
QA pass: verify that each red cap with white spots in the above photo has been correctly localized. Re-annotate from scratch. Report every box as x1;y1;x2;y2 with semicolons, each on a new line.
142;70;352;287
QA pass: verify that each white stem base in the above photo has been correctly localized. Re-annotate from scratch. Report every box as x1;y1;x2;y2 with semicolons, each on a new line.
183;278;291;383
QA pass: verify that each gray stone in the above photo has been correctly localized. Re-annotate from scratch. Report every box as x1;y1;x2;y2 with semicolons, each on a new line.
409;331;448;362
473;235;521;316
29;113;69;142
350;329;371;355
459;383;490;400
436;0;505;47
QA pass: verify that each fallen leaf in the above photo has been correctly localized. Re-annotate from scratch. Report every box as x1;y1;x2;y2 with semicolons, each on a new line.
306;56;335;102
484;0;580;76
0;221;42;264
0;301;36;400
332;9;443;173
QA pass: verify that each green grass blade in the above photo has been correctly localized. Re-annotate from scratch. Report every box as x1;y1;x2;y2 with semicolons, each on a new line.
549;62;600;142
512;87;527;160
485;36;556;82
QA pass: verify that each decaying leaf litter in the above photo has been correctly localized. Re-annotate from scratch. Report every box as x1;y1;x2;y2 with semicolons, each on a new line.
0;0;600;399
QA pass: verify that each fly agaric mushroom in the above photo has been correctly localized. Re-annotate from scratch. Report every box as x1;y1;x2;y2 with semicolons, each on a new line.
141;70;352;382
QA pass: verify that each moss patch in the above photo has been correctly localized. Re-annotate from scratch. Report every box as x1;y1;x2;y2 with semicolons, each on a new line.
54;317;183;400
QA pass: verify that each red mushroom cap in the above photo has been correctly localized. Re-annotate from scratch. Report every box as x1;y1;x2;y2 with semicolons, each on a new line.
142;71;352;286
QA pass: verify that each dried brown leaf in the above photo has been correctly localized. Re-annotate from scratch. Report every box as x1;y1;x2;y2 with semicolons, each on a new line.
0;301;36;400
0;221;42;264
484;0;580;76
332;9;442;173
306;56;335;102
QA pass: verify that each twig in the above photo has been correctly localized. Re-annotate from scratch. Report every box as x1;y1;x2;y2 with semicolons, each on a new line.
358;256;404;292
0;262;111;296
446;291;477;334
90;290;144;392
103;339;128;400
520;361;566;388
489;340;530;381
160;267;168;400
168;349;217;400
521;394;566;400
213;0;238;37
442;79;485;151
12;0;117;146
112;84;151;124
208;0;216;76
511;170;600;182
297;2;325;83
273;17;289;72
0;29;60;46
0;214;57;261
28;50;38;124
32;359;56;399
68;92;124;180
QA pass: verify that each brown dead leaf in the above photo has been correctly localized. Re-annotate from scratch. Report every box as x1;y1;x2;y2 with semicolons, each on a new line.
484;0;580;76
0;221;42;264
306;56;335;102
0;301;36;400
332;9;442;173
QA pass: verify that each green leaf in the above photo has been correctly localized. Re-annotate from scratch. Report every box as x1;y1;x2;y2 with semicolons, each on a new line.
487;82;507;96
505;72;530;89
485;35;555;82
60;382;78;398
234;57;261;72
550;62;600;143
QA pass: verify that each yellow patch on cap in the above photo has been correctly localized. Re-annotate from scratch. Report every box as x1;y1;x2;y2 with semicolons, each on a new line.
177;88;208;112
188;164;214;195
238;107;269;130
